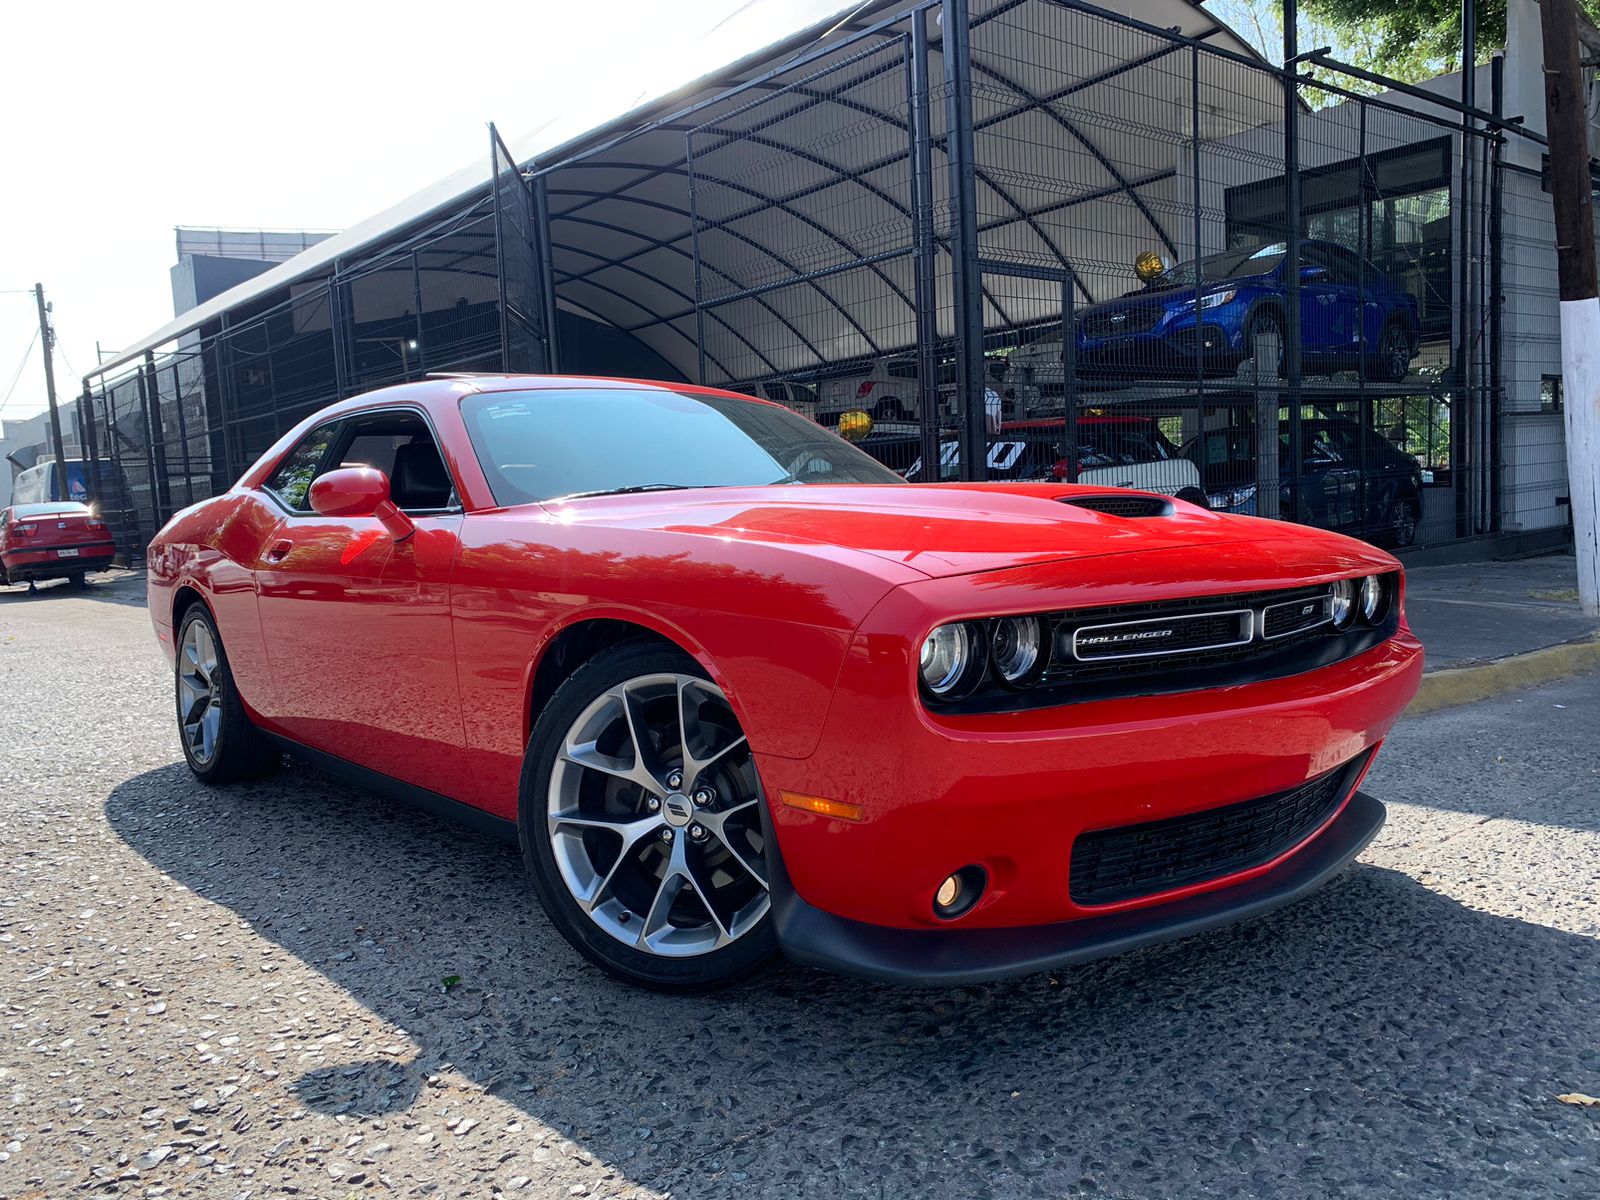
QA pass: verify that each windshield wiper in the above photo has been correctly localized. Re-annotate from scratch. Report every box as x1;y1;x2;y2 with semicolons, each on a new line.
547;483;709;502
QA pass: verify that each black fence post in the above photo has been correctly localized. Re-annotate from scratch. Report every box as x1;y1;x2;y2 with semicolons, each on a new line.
908;11;940;481
79;379;104;508
533;175;561;373
1488;51;1504;534
169;363;195;508
942;0;985;482
1283;0;1303;524
144;351;172;522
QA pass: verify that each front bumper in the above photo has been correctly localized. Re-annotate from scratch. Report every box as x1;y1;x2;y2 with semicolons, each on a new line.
754;544;1420;933
772;789;1385;985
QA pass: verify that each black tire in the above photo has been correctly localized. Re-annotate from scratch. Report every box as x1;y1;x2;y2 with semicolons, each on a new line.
1386;499;1420;548
70;573;89;589
1372;323;1412;383
519;641;778;991
174;602;281;784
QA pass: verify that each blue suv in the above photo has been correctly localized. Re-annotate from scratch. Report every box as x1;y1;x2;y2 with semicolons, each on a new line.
1073;240;1421;382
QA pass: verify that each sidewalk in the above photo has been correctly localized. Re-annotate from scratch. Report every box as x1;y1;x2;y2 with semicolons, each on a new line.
1401;552;1600;713
1404;553;1596;670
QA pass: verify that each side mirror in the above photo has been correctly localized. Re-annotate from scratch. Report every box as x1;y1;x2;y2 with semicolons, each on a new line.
1300;265;1328;283
308;466;415;541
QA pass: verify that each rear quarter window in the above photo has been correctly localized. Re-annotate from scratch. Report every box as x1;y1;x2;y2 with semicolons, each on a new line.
265;422;340;511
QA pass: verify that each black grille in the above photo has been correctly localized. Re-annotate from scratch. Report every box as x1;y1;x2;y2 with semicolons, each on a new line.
1061;494;1172;518
1082;305;1161;337
1262;594;1332;639
925;576;1402;714
1068;754;1367;906
1073;610;1249;660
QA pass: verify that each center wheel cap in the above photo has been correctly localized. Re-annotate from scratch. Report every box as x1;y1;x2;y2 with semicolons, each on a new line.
662;793;695;828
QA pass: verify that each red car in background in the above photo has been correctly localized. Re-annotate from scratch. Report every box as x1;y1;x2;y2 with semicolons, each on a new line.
0;501;116;588
146;375;1422;990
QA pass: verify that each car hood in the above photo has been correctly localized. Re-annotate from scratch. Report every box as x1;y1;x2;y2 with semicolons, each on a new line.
539;483;1361;580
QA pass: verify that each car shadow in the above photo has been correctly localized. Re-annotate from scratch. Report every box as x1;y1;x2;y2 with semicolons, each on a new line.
0;568;147;607
105;760;1600;1197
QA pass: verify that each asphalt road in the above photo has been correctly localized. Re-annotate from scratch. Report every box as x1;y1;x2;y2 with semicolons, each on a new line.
1;571;1596;1199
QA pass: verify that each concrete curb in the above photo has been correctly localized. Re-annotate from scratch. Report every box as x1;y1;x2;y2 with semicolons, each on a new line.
1408;635;1600;716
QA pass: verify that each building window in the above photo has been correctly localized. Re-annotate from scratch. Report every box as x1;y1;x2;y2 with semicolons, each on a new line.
1541;375;1563;414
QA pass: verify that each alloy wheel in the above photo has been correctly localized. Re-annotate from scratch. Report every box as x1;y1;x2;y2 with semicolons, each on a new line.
546;673;768;958
177;619;223;765
1383;326;1410;381
1391;501;1418;547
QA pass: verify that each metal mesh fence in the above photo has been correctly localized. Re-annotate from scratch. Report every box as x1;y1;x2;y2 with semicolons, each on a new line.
77;0;1563;564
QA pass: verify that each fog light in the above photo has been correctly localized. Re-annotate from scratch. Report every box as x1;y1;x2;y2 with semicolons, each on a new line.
933;865;986;919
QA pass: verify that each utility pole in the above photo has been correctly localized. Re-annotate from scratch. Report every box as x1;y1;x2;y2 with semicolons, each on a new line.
33;284;69;485
1540;0;1599;615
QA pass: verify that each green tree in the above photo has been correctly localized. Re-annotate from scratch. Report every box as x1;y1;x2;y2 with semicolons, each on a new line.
1207;0;1600;85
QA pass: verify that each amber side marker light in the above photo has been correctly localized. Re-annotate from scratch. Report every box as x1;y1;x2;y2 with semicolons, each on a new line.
779;791;863;822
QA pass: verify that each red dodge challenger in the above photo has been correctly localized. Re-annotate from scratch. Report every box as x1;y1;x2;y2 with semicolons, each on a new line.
147;375;1422;989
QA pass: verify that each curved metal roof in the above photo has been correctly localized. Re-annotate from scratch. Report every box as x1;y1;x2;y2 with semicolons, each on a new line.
94;0;1274;387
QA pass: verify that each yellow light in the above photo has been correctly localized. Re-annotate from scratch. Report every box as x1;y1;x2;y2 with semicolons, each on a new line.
935;875;961;908
779;791;863;822
837;409;873;442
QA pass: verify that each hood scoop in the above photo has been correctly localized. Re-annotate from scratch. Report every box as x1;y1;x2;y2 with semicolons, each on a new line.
1060;494;1174;518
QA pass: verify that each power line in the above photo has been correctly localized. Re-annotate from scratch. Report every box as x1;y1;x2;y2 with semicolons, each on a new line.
0;327;42;415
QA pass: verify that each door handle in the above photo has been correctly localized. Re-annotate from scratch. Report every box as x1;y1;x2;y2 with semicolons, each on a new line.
264;540;292;563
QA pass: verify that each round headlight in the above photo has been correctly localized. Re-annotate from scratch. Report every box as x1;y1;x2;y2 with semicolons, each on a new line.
991;615;1044;686
1330;578;1355;629
920;623;972;695
1359;574;1388;624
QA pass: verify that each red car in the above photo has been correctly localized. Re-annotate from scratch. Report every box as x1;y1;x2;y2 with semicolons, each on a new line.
147;376;1422;990
1;501;116;587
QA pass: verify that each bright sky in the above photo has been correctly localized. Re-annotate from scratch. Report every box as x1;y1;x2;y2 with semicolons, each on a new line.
0;0;853;425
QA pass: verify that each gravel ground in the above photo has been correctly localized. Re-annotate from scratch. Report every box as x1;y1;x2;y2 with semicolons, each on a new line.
1;571;1596;1200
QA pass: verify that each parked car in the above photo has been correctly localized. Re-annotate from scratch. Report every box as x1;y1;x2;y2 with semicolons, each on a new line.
0;501;116;587
147;375;1421;990
1184;418;1425;547
901;414;1208;504
1007;240;1421;390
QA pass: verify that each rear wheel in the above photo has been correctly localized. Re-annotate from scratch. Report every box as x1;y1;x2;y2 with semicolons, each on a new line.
174;603;280;784
1386;499;1420;548
520;643;776;991
1372;323;1412;383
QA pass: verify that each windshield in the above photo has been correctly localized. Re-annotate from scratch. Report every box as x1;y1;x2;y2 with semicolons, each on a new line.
13;502;90;518
1152;243;1285;289
461;388;904;505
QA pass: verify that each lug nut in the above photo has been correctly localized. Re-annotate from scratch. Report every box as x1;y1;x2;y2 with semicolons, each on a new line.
661;828;675;843
689;823;706;840
666;770;684;790
692;787;714;807
646;797;661;812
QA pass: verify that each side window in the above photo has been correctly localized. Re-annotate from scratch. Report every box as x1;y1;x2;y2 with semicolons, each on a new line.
331;410;457;513
265;422;340;512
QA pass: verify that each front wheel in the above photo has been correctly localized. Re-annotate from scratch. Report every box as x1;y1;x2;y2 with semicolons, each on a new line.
174;603;280;784
520;643;776;990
